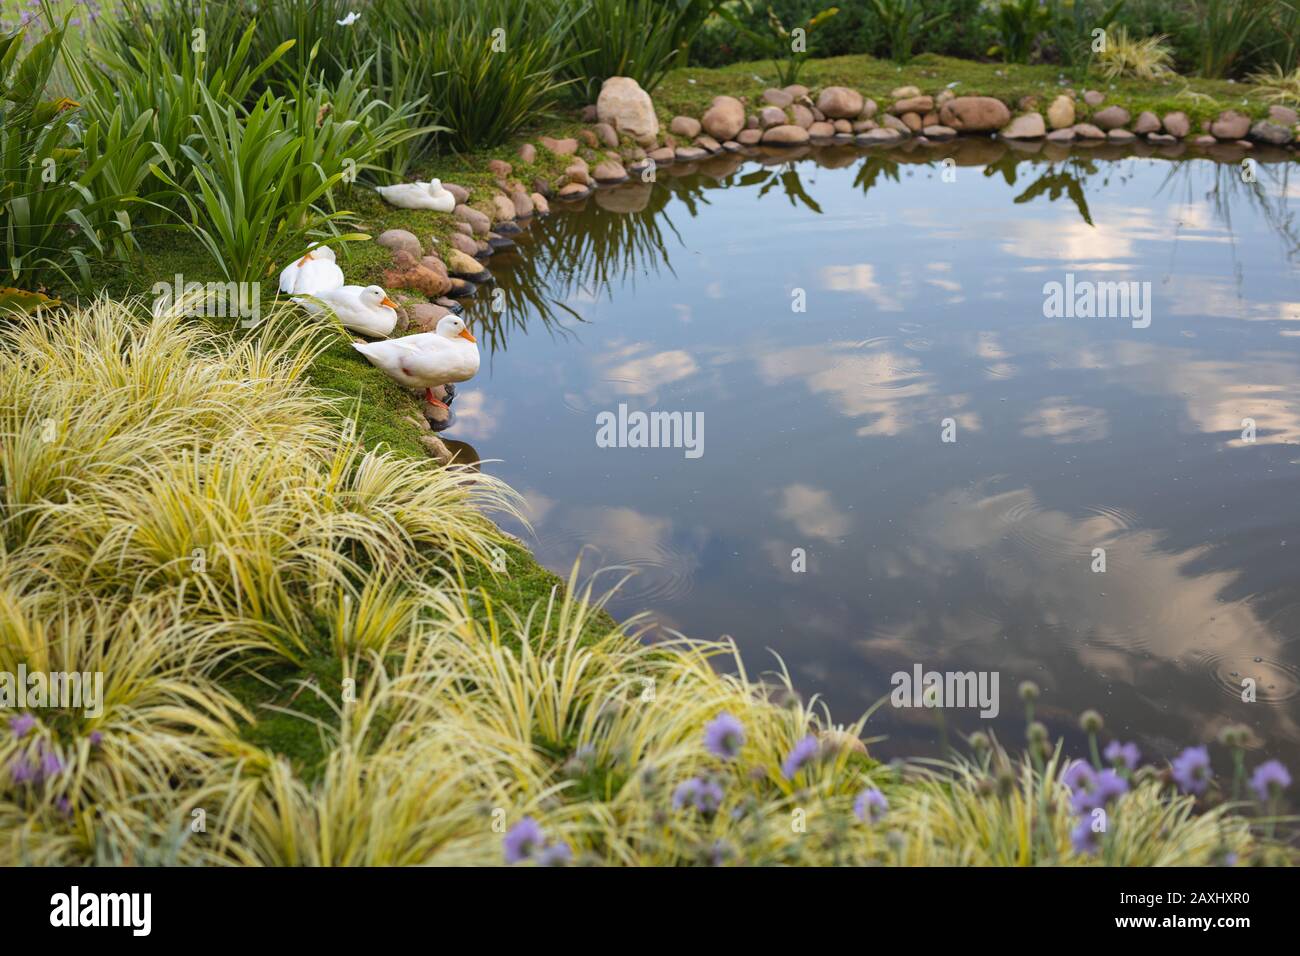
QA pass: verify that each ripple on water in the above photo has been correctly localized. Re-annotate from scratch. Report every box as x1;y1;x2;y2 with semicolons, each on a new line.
536;529;697;606
997;496;1139;561
1190;650;1300;704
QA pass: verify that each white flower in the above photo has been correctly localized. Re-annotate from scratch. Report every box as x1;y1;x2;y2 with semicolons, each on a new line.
336;12;361;26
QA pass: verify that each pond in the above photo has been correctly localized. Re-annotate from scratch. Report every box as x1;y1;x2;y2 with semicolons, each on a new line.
452;139;1300;766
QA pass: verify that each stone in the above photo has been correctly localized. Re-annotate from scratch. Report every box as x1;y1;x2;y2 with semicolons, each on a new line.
593;159;628;183
383;261;452;298
1001;112;1046;138
443;182;470;204
701;95;745;141
1107;128;1136;143
421;254;448;277
1161;111;1190;137
557;181;591;200
833;118;853;134
852;119;877;133
593;122;619;149
1268;104;1298;126
792;104;815;128
539;135;578;156
1146;133;1176;145
675;146;708;161
855;127;903;145
518;143;536;164
596;76;658;145
580;104;598;123
808;121;835;138
375;228;422;259
762;88;793;108
452;221;473;237
899;112;922;132
510;188;534;218
1071;122;1105;139
446;249;490;281
881;113;910;134
922;125;956;141
647;146;676;163
1250;120;1293;145
759;106;787;128
1083;89;1104;106
670;115;701;139
447;232;479;257
736;128;762;146
1210;110;1251;140
693;134;721;153
1046;94;1075;129
890;95;933;115
1134;111;1161;135
761;124;810;145
889;85;920;99
1017;95;1040;112
565;159;590;185
489;193;516;223
531;177;551;197
487;158;512;179
578;129;598;149
530;192;549;215
1045;127;1075;143
1092;105;1130;130
816;86;864;119
859;98;878;119
453;205;491;235
1192;134;1217;146
938;96;1012;132
783;84;810;99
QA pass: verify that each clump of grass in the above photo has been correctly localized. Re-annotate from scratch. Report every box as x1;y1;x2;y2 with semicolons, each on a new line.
1097;26;1175;81
1249;64;1300;105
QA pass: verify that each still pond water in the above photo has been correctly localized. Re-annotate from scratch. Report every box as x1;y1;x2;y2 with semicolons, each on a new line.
453;141;1300;766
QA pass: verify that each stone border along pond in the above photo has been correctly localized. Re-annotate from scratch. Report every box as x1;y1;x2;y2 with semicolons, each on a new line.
366;76;1298;462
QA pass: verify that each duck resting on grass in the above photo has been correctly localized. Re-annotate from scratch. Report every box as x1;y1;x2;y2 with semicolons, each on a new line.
352;315;478;408
295;284;399;338
374;179;456;212
278;245;344;295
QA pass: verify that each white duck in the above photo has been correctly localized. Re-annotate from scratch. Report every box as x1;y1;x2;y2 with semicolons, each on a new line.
295;284;399;338
278;245;345;295
374;179;456;213
353;314;478;407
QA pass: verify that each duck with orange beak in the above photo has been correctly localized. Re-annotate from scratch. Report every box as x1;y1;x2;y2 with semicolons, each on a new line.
278;245;344;295
294;284;401;338
352;315;479;406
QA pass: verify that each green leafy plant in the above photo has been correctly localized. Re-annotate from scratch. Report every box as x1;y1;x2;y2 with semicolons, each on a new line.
716;1;841;85
557;0;721;100
153;87;360;281
1249;64;1300;103
988;0;1054;64
0;21;130;286
868;0;949;63
1044;0;1125;70
1193;0;1275;79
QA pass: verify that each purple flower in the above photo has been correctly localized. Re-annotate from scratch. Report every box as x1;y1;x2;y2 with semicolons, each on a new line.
40;748;63;778
672;777;723;815
10;756;35;785
89;731;103;747
1249;760;1291;802
1171;746;1213;796
503;817;544;864
535;842;573;867
781;735;819;779
1062;760;1096;794
704;713;745;760
1071;817;1100;855
854;787;888;823
10;714;36;738
1104;740;1141;771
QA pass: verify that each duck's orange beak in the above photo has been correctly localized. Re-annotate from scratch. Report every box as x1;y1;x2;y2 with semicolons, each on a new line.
297;252;314;266
458;328;476;343
381;297;399;310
